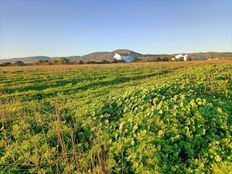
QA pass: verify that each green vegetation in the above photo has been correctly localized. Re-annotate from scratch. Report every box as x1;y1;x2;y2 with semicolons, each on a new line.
0;61;25;67
0;62;231;173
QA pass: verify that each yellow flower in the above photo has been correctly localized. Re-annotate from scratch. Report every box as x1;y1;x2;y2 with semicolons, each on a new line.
215;155;221;162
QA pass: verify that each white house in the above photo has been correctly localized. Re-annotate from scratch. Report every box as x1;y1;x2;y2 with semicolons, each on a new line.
173;54;190;61
114;53;134;62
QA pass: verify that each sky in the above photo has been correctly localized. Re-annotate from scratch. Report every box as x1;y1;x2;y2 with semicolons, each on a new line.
0;0;232;58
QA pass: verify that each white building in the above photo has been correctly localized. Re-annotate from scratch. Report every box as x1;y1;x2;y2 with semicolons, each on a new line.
114;53;134;62
173;54;190;61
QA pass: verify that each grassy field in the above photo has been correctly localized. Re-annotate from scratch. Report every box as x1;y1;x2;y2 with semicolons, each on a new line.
0;61;232;173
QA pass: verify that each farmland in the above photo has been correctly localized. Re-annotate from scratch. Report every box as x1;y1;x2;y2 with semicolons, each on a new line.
0;61;232;173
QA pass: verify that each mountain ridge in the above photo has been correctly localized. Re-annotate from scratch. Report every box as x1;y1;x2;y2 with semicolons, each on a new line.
0;50;232;63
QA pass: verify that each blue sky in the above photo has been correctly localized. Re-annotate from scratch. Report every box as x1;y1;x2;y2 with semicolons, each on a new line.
0;0;232;58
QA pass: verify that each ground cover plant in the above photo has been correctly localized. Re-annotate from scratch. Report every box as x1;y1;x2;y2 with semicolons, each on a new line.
0;61;232;173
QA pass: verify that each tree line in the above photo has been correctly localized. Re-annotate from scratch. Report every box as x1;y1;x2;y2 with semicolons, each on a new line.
0;58;126;66
0;56;192;66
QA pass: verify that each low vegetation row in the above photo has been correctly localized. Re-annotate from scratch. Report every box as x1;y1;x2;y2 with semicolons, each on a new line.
0;56;193;66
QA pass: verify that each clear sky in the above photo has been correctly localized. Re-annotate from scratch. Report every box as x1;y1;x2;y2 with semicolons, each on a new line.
0;0;232;58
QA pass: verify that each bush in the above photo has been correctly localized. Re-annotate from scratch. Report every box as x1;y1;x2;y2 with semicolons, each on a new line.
57;57;70;64
78;60;84;64
0;62;12;66
14;61;25;66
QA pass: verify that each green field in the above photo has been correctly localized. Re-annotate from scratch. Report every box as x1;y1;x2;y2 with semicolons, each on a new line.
0;61;232;173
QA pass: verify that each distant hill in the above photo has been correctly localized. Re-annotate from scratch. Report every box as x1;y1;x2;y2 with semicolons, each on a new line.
112;49;142;57
0;56;51;63
137;52;232;61
65;56;81;62
0;50;231;64
188;52;232;60
80;52;114;62
79;49;142;63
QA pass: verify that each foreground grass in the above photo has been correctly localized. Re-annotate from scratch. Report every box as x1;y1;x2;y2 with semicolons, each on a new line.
0;61;232;173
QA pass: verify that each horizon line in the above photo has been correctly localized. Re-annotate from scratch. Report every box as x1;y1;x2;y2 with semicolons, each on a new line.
1;50;232;60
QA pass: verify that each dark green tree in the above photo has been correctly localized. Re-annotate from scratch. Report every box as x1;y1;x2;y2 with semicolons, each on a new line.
14;61;24;66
